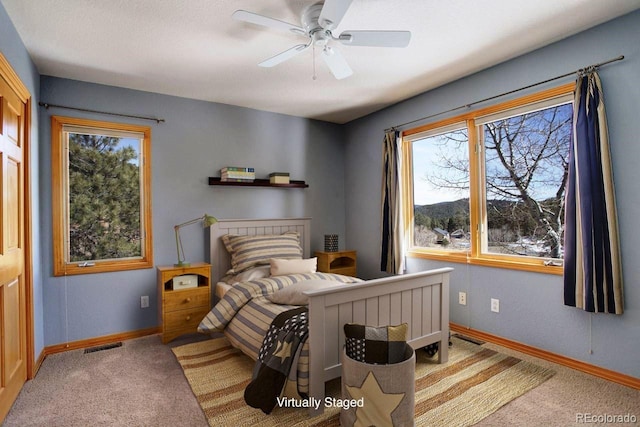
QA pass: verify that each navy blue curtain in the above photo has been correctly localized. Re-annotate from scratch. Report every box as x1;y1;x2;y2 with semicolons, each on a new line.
564;70;623;314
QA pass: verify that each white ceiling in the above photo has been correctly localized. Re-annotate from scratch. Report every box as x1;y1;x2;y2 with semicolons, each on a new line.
3;0;639;124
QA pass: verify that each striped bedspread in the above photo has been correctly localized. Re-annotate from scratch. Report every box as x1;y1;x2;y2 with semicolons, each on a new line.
198;273;361;395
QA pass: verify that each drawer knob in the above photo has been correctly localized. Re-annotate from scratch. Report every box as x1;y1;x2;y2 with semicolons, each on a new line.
185;297;191;303
185;315;191;321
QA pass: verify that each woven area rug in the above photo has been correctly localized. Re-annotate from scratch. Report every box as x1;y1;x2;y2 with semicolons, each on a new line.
172;336;554;427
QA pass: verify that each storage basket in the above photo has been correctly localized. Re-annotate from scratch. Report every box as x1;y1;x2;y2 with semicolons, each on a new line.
340;344;415;427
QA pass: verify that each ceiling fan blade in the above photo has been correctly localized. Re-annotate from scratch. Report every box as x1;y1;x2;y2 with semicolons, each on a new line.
321;46;353;80
259;44;310;68
338;30;411;47
318;0;353;30
232;10;306;36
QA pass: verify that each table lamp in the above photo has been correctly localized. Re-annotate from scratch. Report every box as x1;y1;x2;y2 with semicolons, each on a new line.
174;214;218;267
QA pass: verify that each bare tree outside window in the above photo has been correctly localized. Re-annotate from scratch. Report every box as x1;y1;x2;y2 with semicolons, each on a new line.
482;104;572;258
410;102;572;260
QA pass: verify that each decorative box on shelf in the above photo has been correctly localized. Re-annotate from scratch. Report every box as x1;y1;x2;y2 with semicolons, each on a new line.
269;172;290;184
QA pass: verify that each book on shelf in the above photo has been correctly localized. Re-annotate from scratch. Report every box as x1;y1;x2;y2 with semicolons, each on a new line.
219;177;255;183
221;167;254;173
222;171;255;178
221;167;255;181
221;171;255;180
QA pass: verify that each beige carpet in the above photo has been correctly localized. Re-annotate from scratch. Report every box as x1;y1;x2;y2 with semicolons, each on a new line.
173;336;554;426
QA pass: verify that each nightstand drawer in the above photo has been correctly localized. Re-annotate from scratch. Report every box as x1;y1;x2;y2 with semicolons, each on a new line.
164;287;209;311
164;307;210;331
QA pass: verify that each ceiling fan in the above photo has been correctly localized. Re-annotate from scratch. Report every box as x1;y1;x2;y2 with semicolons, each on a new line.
232;0;411;80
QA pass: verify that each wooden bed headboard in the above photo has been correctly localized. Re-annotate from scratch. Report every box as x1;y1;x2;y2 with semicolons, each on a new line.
209;217;311;282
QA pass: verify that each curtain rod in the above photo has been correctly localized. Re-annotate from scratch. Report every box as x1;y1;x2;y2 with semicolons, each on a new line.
385;55;624;133
38;102;165;124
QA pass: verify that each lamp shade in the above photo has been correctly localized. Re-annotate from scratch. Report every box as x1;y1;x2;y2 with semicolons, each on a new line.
174;214;218;267
202;214;218;228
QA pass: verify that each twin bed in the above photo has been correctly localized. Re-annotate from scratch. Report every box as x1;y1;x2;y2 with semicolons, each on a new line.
199;217;452;416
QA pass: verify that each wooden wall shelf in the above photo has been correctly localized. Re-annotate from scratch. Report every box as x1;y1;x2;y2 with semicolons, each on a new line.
208;177;308;188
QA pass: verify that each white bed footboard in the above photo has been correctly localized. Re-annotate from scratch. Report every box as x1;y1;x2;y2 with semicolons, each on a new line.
305;267;452;416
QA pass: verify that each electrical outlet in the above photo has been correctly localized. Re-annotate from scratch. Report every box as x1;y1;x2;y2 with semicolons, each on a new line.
141;295;149;308
491;298;500;313
458;292;467;306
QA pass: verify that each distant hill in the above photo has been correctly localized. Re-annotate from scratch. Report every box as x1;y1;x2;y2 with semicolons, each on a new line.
415;198;520;218
415;198;522;232
415;199;470;218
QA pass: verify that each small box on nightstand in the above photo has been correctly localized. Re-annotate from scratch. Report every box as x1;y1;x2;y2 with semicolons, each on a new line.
171;274;198;290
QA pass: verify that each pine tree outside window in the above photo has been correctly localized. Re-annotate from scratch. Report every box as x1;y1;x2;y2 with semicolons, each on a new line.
51;116;153;276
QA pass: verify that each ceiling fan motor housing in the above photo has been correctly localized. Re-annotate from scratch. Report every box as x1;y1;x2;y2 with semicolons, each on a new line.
303;3;332;46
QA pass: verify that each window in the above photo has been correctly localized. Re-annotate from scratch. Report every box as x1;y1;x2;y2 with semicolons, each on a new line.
402;84;574;273
411;123;470;252
52;116;153;276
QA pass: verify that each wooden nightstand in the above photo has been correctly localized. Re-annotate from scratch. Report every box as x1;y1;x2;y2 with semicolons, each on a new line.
157;263;211;344
315;250;357;277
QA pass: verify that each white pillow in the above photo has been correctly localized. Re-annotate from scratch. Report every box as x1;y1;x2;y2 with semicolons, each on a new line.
270;257;317;276
266;279;344;305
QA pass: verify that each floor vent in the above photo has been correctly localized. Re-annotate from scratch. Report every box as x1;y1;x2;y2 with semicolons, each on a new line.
84;342;123;354
453;334;485;346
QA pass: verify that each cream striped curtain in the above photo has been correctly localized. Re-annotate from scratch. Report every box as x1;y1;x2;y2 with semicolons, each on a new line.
380;130;405;274
564;70;624;314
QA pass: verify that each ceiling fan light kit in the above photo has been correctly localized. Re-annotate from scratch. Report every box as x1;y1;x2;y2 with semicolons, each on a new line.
232;0;411;80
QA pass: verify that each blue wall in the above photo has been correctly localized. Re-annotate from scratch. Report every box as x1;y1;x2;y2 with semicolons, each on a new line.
344;10;640;378
38;77;347;345
0;4;44;361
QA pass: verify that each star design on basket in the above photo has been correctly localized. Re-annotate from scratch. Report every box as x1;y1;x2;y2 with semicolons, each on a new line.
273;339;293;362
346;371;405;427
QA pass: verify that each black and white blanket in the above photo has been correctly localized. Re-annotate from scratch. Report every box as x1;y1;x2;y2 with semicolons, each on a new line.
244;306;309;414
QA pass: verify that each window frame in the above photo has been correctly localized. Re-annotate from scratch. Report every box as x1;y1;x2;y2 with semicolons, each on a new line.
401;83;574;275
51;116;153;276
